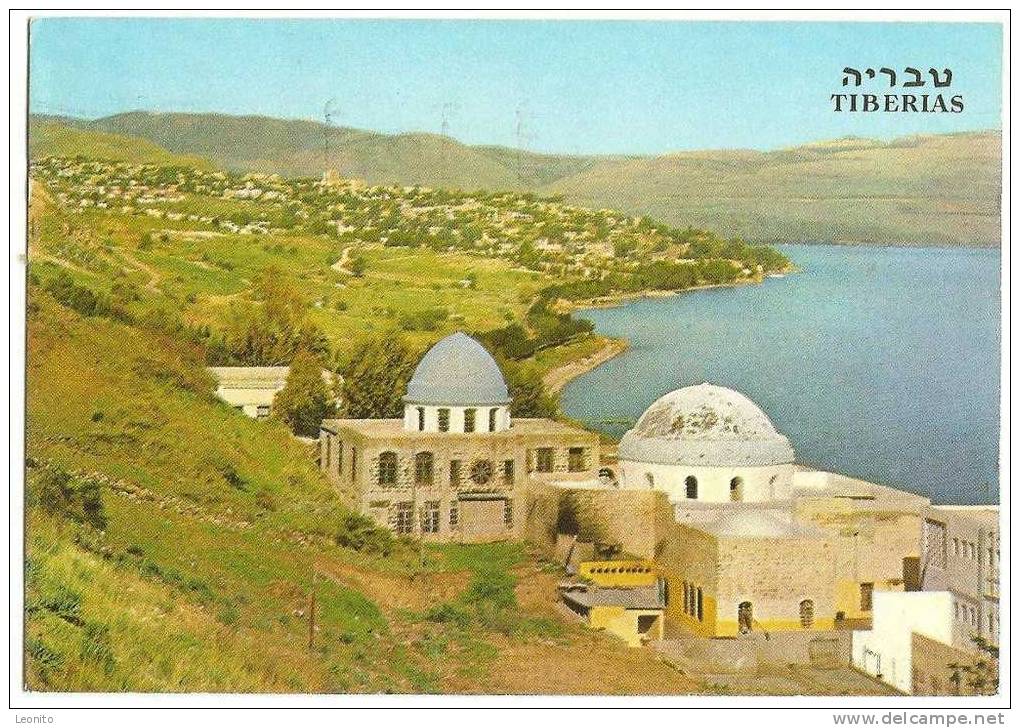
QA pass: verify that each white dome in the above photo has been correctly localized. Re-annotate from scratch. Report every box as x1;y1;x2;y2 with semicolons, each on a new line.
404;332;510;406
618;383;794;467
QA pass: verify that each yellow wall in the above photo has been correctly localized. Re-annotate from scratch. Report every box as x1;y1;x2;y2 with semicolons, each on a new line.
579;560;657;587
835;578;905;622
665;581;718;637
588;606;664;647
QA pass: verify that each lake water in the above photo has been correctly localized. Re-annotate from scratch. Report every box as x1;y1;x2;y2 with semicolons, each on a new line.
560;245;1001;505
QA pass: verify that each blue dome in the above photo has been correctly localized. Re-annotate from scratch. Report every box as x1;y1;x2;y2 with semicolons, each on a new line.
405;332;510;406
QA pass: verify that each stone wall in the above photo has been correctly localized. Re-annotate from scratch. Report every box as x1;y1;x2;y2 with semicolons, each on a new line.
712;534;837;636
320;421;598;543
554;486;674;558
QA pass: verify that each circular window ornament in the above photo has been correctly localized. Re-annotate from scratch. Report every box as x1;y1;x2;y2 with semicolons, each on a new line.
470;459;494;485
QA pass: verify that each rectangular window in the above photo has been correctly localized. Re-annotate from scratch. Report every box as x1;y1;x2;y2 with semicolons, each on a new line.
568;447;585;472
464;408;476;433
503;499;513;528
337;441;343;474
535;448;554;473
953;538;960;556
394;502;413;535
860;582;874;612
421;501;440;534
450;460;461;487
417;407;425;431
256;404;271;419
488;408;497;432
682;581;690;615
351;449;358;480
696;588;703;621
438;408;450;432
449;501;459;529
503;459;514;485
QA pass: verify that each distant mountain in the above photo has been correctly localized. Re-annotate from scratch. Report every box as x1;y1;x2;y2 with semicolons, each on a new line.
541;132;1002;247
28;117;214;169
44;111;618;191
28;111;1000;246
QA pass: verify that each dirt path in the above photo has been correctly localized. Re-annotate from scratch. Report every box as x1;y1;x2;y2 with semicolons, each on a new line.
330;246;353;275
543;338;629;395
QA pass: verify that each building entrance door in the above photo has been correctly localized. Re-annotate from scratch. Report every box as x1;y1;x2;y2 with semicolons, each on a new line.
458;497;506;541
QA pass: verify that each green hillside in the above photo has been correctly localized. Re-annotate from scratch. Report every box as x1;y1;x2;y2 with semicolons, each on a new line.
26;290;709;693
30;112;1001;246
29;119;213;169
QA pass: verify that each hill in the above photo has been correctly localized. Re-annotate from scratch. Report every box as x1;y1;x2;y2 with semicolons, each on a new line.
542;132;1002;247
53;111;618;191
29;118;214;169
29;112;1001;247
25;285;710;692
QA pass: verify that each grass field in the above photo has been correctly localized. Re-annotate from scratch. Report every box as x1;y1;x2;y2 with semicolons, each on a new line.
25;293;706;693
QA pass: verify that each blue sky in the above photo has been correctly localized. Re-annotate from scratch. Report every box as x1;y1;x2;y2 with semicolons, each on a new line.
29;18;1002;155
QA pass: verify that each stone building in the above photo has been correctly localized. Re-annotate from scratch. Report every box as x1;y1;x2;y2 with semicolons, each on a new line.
918;505;1000;648
319;332;599;542
583;382;931;640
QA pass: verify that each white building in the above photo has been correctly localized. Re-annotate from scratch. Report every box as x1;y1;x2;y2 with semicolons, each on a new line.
209;366;339;420
851;591;955;694
617;383;795;506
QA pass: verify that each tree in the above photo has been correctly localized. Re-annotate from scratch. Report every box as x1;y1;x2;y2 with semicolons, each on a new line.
338;334;419;418
273;350;336;437
206;266;330;366
501;358;557;418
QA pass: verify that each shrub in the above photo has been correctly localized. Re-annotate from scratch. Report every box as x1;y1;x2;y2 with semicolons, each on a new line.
334;513;395;555
424;602;472;629
30;466;108;530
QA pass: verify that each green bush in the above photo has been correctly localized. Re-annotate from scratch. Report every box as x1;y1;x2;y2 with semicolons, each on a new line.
334;513;395;555
29;466;108;530
424;603;472;629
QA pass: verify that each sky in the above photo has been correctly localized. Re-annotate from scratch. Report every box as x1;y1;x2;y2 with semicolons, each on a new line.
29;18;1002;155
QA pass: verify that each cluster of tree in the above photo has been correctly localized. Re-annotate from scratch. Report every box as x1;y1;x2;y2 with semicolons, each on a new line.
204;266;329;366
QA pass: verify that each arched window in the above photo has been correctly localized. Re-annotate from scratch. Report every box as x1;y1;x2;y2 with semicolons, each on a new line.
730;476;743;502
378;451;397;486
685;475;698;500
645;472;655;489
799;599;815;628
415;452;434;485
738;601;753;634
488;408;498;432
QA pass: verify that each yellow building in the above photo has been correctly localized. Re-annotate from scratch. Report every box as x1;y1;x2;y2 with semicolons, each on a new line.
561;583;665;647
578;559;657;588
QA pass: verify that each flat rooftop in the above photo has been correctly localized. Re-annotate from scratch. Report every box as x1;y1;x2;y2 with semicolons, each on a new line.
679;506;827;540
561;585;664;610
792;468;931;510
321;417;596;439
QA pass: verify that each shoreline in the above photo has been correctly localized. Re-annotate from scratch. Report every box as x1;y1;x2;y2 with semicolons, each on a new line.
542;336;629;396
542;266;798;395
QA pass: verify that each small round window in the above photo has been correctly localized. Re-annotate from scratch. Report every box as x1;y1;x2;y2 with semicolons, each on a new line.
470;459;494;485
